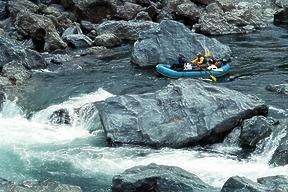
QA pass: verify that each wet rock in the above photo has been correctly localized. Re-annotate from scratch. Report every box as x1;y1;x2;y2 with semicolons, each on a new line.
7;0;39;19
270;130;288;166
2;61;32;85
221;176;268;192
135;11;152;21
62;34;93;48
43;53;73;65
49;108;71;125
115;2;143;20
131;20;231;67
0;76;12;87
257;175;288;191
94;33;122;47
60;0;117;23
98;79;268;148
0;179;82;192
96;20;158;41
112;163;217;192
195;2;266;35
0;1;7;20
0;36;47;70
15;11;67;52
239;116;274;150
266;84;288;95
274;8;288;24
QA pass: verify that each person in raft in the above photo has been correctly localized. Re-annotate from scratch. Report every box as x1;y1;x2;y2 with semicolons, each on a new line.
191;52;209;70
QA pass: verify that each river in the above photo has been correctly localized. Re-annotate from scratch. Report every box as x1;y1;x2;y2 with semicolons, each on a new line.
0;23;288;191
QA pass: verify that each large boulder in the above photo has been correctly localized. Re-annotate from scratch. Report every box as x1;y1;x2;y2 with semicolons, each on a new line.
15;11;67;52
0;36;47;69
60;0;117;23
274;8;288;24
131;20;231;67
112;163;217;192
98;79;268;148
195;2;267;35
175;2;202;25
96;20;158;41
2;61;32;85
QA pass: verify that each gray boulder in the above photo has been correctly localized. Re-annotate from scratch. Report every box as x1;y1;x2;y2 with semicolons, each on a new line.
266;83;288;95
60;0;117;23
175;2;202;25
96;20;158;41
270;129;288;166
131;20;231;67
0;36;47;69
98;79;268;148
239;116;274;150
112;163;217;192
274;8;288;24
221;176;268;192
94;33;122;47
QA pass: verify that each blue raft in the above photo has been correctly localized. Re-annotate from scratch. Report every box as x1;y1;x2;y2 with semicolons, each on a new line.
156;63;231;79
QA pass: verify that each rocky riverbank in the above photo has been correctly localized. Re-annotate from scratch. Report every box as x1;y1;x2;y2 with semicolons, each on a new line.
1;0;288;191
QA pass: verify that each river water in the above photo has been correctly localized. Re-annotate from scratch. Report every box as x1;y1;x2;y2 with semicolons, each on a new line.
1;23;288;191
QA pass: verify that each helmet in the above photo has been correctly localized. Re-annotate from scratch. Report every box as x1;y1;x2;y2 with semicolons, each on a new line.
222;58;227;62
196;52;202;56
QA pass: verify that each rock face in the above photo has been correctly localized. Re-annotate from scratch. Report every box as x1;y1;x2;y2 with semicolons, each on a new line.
60;0;117;23
270;129;288;166
0;178;82;192
131;20;231;67
96;20;158;41
98;79;268;148
112;163;217;192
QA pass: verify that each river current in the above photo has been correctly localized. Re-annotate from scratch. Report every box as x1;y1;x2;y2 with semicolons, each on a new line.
1;23;288;191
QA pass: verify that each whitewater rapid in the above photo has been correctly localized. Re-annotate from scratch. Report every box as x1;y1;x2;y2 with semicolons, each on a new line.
1;89;288;190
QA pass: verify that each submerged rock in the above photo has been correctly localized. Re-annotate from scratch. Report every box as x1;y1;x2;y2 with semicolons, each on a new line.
112;163;217;192
131;19;231;67
266;84;288;95
49;108;71;125
98;79;268;148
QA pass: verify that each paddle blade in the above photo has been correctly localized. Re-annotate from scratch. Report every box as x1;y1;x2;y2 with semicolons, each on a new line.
210;75;217;81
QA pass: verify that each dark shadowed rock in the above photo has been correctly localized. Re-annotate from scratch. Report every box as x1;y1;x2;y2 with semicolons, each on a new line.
60;0;117;23
270;130;288;166
239;116;275;150
115;2;143;20
94;33;122;47
192;0;215;5
49;108;71;125
257;175;288;191
131;20;231;67
2;61;32;85
0;178;82;192
96;20;158;41
0;36;47;69
112;163;217;192
221;176;268;192
7;0;39;18
98;79;268;148
274;8;288;24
